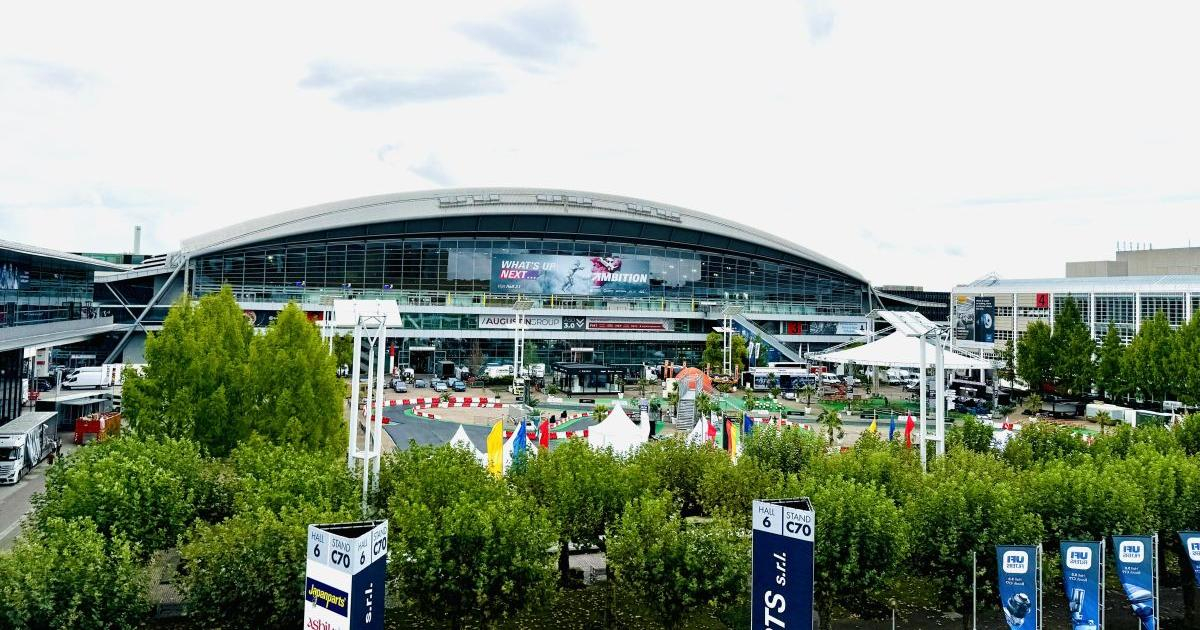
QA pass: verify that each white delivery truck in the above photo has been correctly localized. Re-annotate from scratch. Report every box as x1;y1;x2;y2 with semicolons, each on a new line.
0;412;58;484
60;363;142;389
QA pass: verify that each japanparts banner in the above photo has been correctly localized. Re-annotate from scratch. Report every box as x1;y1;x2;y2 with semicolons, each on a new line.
1112;535;1157;630
1182;532;1200;587
1060;541;1102;630
996;545;1040;629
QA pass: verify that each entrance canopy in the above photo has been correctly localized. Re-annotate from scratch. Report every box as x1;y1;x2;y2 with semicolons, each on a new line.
809;331;991;370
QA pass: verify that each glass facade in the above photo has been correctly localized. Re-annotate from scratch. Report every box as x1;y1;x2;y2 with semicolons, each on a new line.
1093;294;1135;342
0;259;94;329
191;215;868;316
1053;294;1090;323
1139;294;1185;328
396;338;704;378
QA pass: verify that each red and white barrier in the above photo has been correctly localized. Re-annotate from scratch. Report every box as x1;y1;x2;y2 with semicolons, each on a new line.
504;429;590;439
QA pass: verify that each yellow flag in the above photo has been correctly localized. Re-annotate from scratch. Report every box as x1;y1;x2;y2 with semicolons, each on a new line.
867;418;878;434
486;421;504;477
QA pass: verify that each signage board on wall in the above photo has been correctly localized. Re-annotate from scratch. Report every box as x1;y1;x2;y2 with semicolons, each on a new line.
955;295;977;342
478;315;564;330
0;263;29;291
490;255;650;296
586;318;673;332
974;296;996;344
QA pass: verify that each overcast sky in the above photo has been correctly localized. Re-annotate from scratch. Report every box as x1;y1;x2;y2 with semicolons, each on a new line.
1;1;1197;289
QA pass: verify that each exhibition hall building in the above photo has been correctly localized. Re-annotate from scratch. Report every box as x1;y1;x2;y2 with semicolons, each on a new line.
95;188;873;375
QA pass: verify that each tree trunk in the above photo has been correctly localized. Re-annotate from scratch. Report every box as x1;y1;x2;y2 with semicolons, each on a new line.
558;537;571;587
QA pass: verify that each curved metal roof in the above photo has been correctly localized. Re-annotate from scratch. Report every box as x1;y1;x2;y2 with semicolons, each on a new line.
180;187;866;282
0;238;127;272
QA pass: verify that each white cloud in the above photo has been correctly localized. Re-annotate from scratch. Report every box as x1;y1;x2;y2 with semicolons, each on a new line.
1;0;1198;288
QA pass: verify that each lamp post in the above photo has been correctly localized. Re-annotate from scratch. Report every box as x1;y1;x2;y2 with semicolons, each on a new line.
512;299;533;405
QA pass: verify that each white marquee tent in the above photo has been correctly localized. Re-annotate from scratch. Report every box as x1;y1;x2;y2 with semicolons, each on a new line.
808;331;991;370
449;425;488;466
587;405;647;456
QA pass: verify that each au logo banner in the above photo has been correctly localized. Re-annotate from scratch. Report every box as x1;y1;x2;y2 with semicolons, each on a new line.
996;545;1040;629
1181;532;1200;587
1112;535;1157;630
1060;541;1102;630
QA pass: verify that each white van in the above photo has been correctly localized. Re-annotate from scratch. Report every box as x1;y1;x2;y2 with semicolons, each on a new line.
62;369;107;389
819;373;842;386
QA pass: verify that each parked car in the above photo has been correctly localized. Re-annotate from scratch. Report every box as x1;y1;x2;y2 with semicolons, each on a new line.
782;390;797;401
451;380;467;392
413;379;428;388
391;379;408;393
433;381;449;393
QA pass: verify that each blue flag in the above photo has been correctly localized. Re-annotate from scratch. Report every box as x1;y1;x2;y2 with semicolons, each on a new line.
743;413;753;437
1182;532;1200;587
1113;535;1157;630
513;419;528;456
888;414;896;441
1060;541;1102;630
996;545;1040;630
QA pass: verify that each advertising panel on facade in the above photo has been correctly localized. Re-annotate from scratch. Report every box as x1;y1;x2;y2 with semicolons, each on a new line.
751;498;814;630
304;520;388;630
996;544;1041;630
974;296;996;344
0;263;29;291
490;255;650;296
585;318;673;332
955;295;976;342
1060;541;1103;630
477;315;564;330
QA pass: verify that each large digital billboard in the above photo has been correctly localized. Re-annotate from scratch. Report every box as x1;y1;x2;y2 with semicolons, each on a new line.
491;255;649;296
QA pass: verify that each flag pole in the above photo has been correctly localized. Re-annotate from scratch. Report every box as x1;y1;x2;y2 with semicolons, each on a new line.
972;550;977;630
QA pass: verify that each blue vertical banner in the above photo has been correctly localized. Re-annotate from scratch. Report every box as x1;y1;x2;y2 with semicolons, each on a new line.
751;498;815;630
996;545;1041;629
1060;541;1103;630
1182;532;1200;587
1112;535;1158;630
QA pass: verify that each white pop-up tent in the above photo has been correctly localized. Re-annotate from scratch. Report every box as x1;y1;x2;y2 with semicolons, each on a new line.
809;331;991;370
449;425;488;467
808;311;993;471
587;405;646;456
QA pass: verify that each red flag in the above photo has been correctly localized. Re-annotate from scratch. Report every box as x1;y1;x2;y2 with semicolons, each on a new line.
705;418;717;443
538;419;550;450
904;415;915;449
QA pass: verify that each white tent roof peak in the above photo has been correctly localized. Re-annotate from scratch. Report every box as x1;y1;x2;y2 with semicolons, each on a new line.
809;331;992;370
586;404;647;456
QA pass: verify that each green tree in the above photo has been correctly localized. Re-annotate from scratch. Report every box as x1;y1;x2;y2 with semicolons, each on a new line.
996;338;1017;384
332;332;354;369
809;477;909;626
227;436;357;515
32;436;227;554
701;330;723;371
627;438;730;517
694;391;717;419
906;449;1043;626
1123;311;1176;403
122;286;254;455
179;505;351;628
247;302;345;452
509;439;632;585
731;333;749;372
1176;413;1200;456
1174;311;1200;405
742;424;826;475
1051;297;1095;396
819;407;843;446
697;457;784;525
1095;322;1126;400
606;492;750;629
0;517;151;630
1016;321;1054;393
1000;421;1088;469
1023;458;1148;551
946;415;995;453
389;487;556;627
